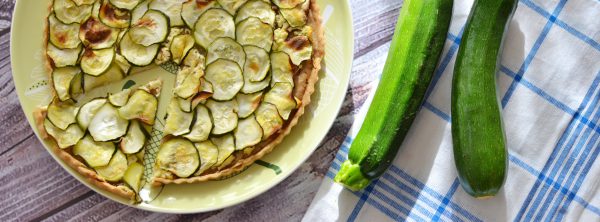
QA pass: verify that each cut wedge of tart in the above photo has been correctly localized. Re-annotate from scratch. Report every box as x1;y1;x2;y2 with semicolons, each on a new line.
34;80;162;201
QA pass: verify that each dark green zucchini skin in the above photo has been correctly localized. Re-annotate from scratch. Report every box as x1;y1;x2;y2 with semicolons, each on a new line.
334;0;453;191
451;0;517;198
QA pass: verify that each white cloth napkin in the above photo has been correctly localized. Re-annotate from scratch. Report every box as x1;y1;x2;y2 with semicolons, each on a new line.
303;0;600;221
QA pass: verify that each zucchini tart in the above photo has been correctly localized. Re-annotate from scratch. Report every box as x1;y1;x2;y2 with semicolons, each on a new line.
36;0;324;200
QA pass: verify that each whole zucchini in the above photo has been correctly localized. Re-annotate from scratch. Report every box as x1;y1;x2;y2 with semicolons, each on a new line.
451;0;517;198
334;0;453;191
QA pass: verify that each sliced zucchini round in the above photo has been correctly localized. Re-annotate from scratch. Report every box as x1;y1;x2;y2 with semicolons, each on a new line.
69;71;84;98
131;0;149;23
264;82;296;120
138;79;163;97
95;149;128;181
255;102;283;140
184;105;212;142
76;98;107;130
163;99;194;136
44;118;85;149
79;17;119;49
280;1;308;28
89;103;129;141
210;133;235;167
48;14;81;49
206;99;238;135
193;8;235;49
243;45;270;82
119;30;160;66
174;67;202;99
73;135;116;167
110;0;141;10
236;92;262;118
123;161;144;192
47;43;82;68
114;54;132;75
72;0;97;6
156;137;200;178
121;120;146;154
99;0;131;28
181;0;217;29
273;0;305;9
118;89;159;125
193;140;218;176
177;96;193;112
129;10;169;46
236;17;273;51
242;72;270;94
217;0;246;15
270;51;294;87
204;59;243;101
52;67;81;101
207;37;245;68
81;47;115;76
47;100;79;130
149;0;185;26
170;34;195;64
84;64;125;91
53;0;93;24
281;35;313;65
235;0;275;26
234;115;262;150
182;48;206;69
108;88;131;107
92;0;102;18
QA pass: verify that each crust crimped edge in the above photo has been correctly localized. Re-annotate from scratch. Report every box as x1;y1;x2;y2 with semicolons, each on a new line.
153;0;325;185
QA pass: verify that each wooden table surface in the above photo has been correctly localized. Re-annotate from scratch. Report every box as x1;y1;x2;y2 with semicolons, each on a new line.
0;0;401;221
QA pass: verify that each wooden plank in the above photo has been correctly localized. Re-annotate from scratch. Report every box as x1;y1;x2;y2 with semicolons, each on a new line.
351;0;401;57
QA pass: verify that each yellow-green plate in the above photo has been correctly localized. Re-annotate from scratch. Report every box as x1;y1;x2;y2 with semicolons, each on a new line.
11;0;353;213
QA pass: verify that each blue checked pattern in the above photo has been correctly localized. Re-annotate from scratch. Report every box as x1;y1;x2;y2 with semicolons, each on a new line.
304;0;600;221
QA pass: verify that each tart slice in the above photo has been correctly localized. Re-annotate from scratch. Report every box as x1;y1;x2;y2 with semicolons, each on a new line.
33;79;162;201
151;0;324;185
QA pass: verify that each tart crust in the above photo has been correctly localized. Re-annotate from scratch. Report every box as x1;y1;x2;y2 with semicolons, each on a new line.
152;0;325;185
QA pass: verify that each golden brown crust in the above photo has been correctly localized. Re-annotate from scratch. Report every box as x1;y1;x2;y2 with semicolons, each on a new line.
153;0;325;185
33;108;136;200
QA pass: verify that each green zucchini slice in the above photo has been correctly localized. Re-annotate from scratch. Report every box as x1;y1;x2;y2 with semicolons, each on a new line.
280;1;308;28
156;137;200;178
120;120;146;154
243;45;270;82
193;8;235;49
110;0;142;10
236;17;273;51
206;99;238;135
95;149;128;182
270;51;294;87
48;14;81;49
79;17;119;49
108;88;131;107
129;10;169;46
80;47;115;76
123;162;144;192
264;82;296;120
72;0;97;6
47;100;79;130
177;96;193;112
52;67;81;101
235;0;275;26
184;105;212;142
273;0;304;9
217;0;246;15
181;0;217;29
76;98;107;130
53;0;93;24
44;118;85;149
131;0;149;23
236;92;262;118
182;48;206;69
99;0;131;28
47;43;82;68
170;34;195;64
211;134;235;166
69;72;83;98
119;30;160;66
204;59;243;101
242;72;270;94
255;102;283;139
149;0;185;27
73;135;116;167
118;89;159;125
280;35;312;65
163;99;194;136
114;54;132;75
84;64;124;91
89;103;129;141
193;140;218;175
206;37;245;68
174;67;202;99
234;115;262;150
